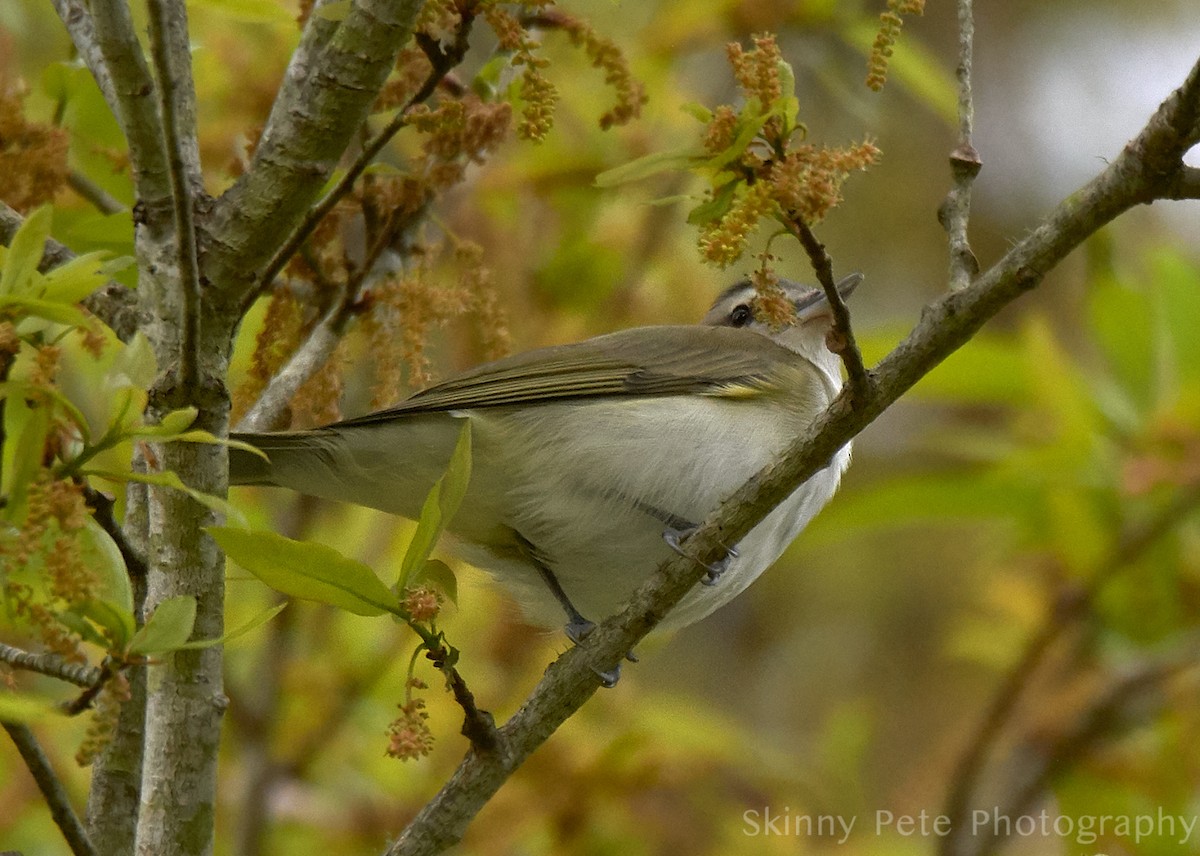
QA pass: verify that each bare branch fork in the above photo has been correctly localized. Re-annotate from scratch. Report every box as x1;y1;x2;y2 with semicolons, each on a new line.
386;55;1200;856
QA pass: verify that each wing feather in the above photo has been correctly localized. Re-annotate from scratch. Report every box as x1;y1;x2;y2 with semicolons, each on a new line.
333;325;799;427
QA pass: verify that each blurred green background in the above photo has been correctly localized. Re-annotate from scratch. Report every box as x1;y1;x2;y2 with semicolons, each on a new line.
2;0;1199;854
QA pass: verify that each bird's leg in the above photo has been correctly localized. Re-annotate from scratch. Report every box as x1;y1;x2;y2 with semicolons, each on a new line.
625;497;739;585
515;531;626;687
533;560;595;645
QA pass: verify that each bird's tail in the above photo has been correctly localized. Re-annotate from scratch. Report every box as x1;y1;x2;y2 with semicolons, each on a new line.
228;432;319;487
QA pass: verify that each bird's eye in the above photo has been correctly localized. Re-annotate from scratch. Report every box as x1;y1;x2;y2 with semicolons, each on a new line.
729;304;754;327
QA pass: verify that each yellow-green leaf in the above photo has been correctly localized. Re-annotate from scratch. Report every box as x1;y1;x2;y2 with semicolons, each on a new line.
178;602;288;650
0;205;52;296
129;595;197;654
209;526;401;616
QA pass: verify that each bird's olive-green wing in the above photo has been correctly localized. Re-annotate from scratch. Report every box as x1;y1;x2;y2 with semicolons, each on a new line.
332;325;803;427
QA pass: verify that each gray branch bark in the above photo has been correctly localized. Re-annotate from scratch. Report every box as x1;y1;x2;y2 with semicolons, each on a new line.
386;53;1200;856
202;0;426;307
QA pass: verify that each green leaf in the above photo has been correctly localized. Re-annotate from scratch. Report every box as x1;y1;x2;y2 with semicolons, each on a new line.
80;518;133;615
398;481;443;591
594;147;700;188
413;559;458;605
129;596;197;654
0;294;91;328
0;379;92;442
209;526;401;616
125;406;199;439
168;430;270;459
0;205;52;296
439;421;472;522
702;105;771;173
69;597;136;650
39;251;111;304
397;422;473;591
108;332;157;391
82;468;245;524
178;602;288;650
680;102;713;123
686;180;740;226
1;397;50;523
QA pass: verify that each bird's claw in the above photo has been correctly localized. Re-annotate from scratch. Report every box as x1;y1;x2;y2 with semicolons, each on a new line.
565;618;635;687
663;526;739;585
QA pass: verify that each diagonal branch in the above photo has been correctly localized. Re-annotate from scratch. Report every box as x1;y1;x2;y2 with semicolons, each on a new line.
250;23;477;313
966;648;1200;856
49;0;118;118
785;216;872;403
204;0;425;306
3;721;100;856
385;53;1200;856
938;481;1200;856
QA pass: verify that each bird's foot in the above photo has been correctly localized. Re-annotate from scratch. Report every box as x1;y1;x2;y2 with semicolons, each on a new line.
663;526;739;585
564;618;637;687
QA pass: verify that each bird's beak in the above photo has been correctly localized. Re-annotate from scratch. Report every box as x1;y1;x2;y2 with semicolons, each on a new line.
795;273;864;319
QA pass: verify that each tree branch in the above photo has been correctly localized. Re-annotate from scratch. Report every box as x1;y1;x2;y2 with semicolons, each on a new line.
385;54;1200;856
3;721;100;856
146;0;204;390
250;20;476;311
85;460;151;854
940;0;981;290
0;643;102;688
203;0;425;306
785;216;872;403
87;0;171;205
49;0;118;117
67;171;127;215
966;649;1200;856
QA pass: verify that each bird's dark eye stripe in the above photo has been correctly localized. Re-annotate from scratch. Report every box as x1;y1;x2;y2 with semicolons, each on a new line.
729;304;753;327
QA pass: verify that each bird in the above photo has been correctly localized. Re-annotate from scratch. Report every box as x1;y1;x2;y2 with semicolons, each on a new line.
229;275;857;645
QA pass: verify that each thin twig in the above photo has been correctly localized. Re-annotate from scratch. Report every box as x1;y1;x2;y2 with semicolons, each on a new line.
236;207;413;432
234;284;355;433
0;643;102;688
247;19;477;315
67;171;126;215
146;0;204;391
424;645;501;755
940;0;981;291
785;216;873;403
2;721;100;856
85;487;148;587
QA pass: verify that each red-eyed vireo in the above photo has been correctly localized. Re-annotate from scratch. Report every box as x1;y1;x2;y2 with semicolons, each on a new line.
230;276;858;643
